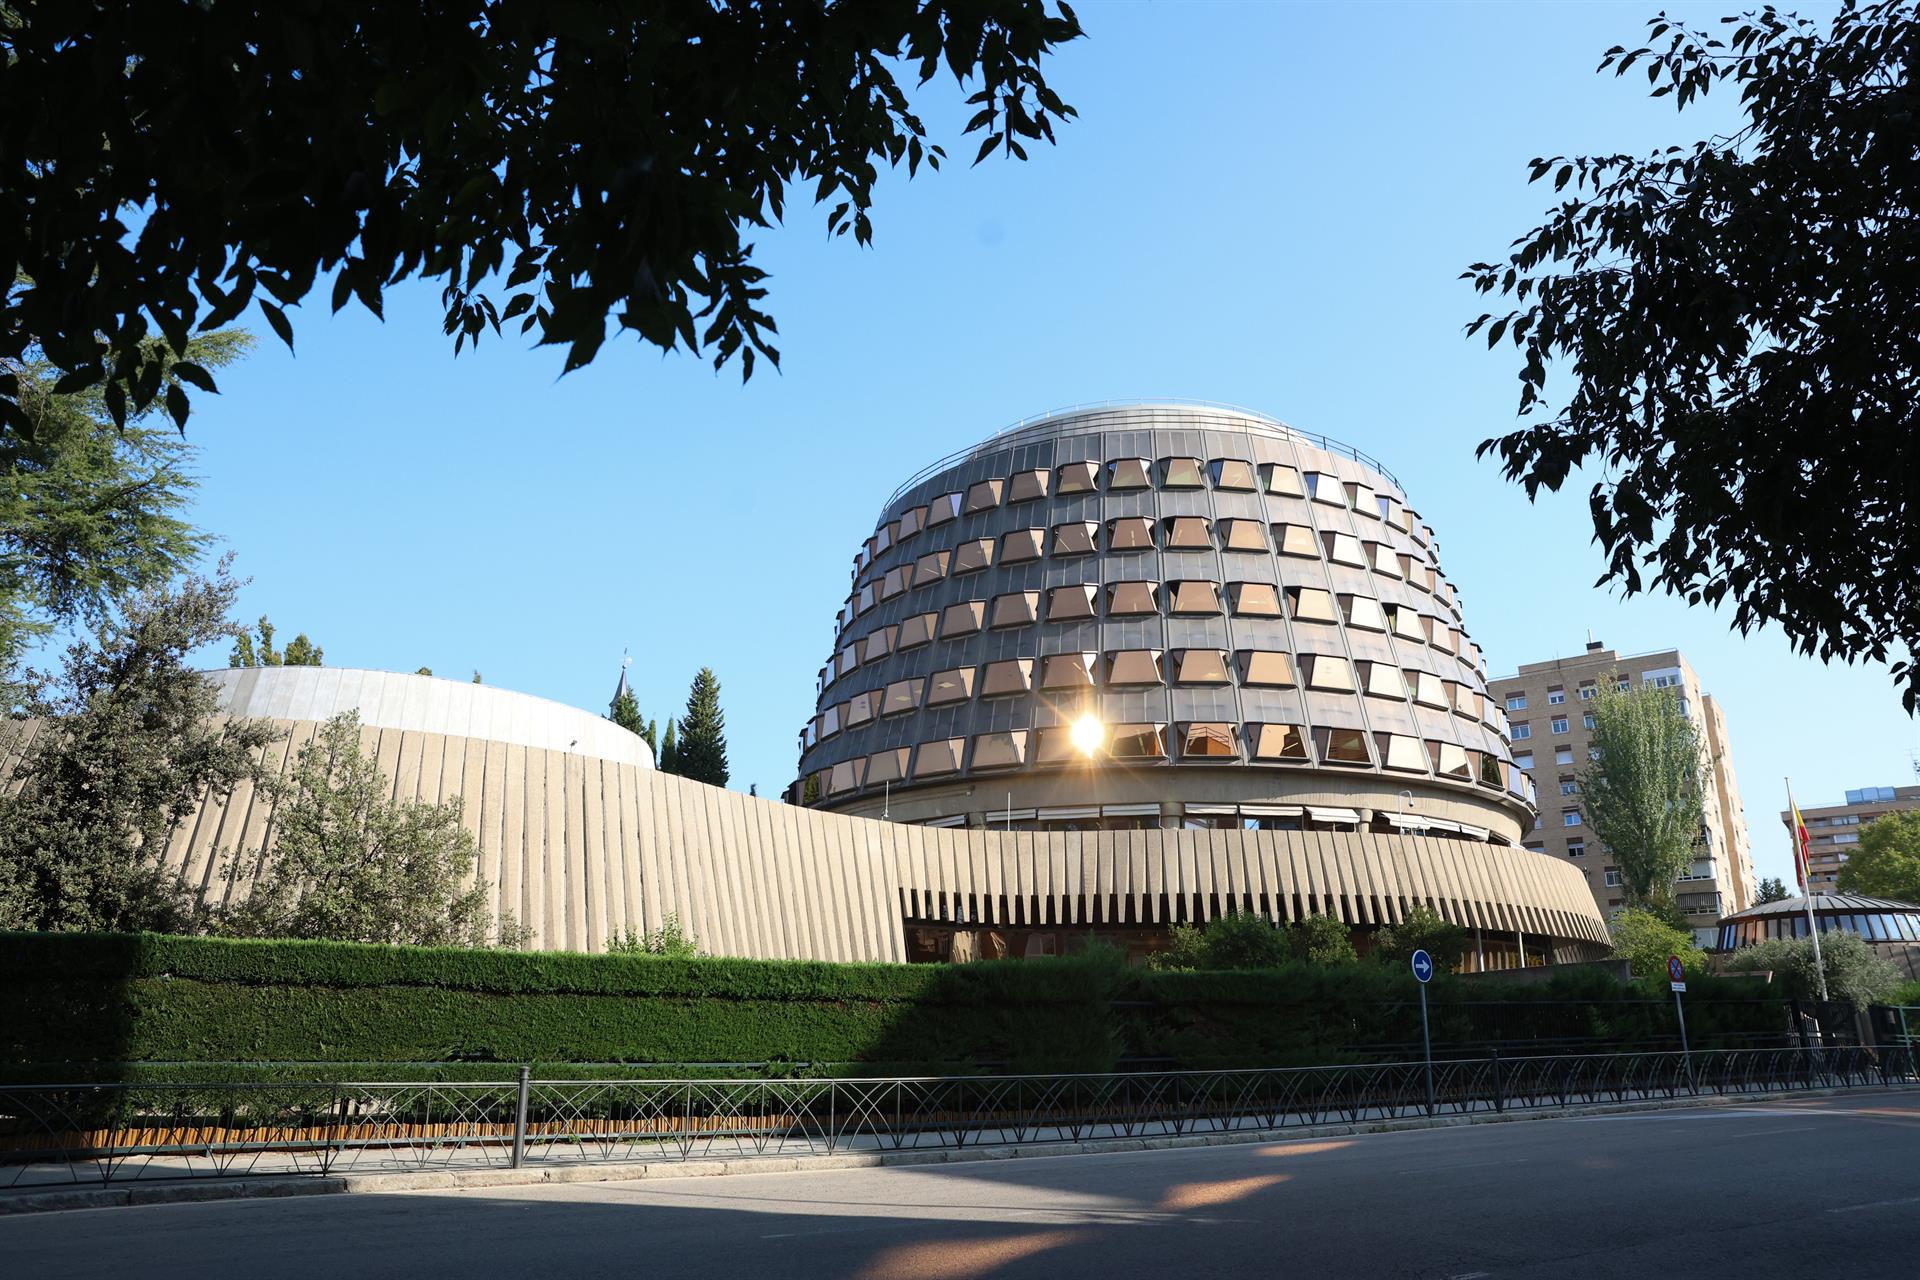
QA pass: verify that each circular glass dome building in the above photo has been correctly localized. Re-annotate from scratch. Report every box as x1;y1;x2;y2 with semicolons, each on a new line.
791;402;1534;843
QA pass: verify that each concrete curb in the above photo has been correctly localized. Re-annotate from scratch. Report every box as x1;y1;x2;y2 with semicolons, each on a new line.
2;1084;1900;1216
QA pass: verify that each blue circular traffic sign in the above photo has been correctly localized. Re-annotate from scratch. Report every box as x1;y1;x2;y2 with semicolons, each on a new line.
1410;949;1434;983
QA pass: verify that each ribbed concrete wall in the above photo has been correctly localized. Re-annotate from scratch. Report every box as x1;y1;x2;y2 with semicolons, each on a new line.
1;697;1610;958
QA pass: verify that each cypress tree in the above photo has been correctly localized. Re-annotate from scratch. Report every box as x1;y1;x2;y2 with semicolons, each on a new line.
608;686;644;736
658;720;679;774
675;667;730;786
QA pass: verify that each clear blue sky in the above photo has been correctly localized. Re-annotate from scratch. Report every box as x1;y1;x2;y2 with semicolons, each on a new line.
162;0;1899;888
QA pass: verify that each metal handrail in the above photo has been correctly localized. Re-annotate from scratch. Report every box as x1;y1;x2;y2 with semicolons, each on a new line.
879;399;1404;515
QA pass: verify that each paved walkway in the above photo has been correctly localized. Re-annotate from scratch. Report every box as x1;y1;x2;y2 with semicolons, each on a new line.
4;1093;1917;1278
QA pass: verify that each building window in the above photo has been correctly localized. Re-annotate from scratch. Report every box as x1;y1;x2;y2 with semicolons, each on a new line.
1287;586;1339;623
1046;583;1099;621
1105;649;1165;686
1322;532;1367;566
1110;723;1168;759
1567;840;1585;857
979;659;1034;697
989;591;1040;629
1161;457;1206;488
1340;595;1388;632
1040;652;1098;690
912;738;964;778
912;551;950;587
952;538;994;575
1173;649;1231;685
1229;582;1284;617
1107;458;1151;490
1008;469;1050;503
866;747;909;785
896;507;926;541
1210;459;1256;490
1169;580;1222;615
1583;713;1596;730
1304;472;1346;505
1219;518;1268;552
897;613;936;649
881;679;923;716
1513;751;1534;769
1000;528;1044;564
1369;542;1402;577
1563;810;1582;827
1409;670;1448;707
1385;603;1427;640
1451;684;1482;718
1164;516;1213;549
1511;722;1533;740
880;566;909;599
1303;654;1356;692
926;492;963;527
1180;722;1238;759
969;731;1028;771
1107;516;1155;551
845;691;875;727
1578;683;1596;700
1556;746;1575;765
1239;650;1297;687
1056;460;1099;494
1260;463;1306;497
926;668;975;706
861;627;897;664
1360;661;1406;699
963;478;1004;513
1559;779;1577;795
940;600;985;638
1107;580;1158;615
1603;867;1622;887
1251;723;1310;762
1550;715;1569;735
828;758;865;795
1050;521;1098;557
1547;688;1566;705
1314;726;1372;765
1376;733;1428;773
1427;741;1472;779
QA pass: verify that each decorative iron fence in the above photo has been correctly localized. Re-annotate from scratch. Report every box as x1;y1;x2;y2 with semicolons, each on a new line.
3;1046;1912;1190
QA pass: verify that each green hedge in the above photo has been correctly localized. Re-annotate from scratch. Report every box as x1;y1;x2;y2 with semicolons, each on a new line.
0;932;1791;1080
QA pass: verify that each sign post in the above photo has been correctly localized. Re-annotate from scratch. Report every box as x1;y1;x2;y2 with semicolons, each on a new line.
1668;954;1694;1093
1411;948;1435;1116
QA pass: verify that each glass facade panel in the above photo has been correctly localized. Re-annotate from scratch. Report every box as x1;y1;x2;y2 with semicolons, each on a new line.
1426;740;1472;778
970;730;1029;770
1108;458;1151;489
1261;463;1306;497
1376;733;1428;773
861;626;897;664
1165;516;1212;549
1210;459;1256;490
1108;517;1155;551
1000;528;1044;563
1361;661;1406;699
1252;723;1310;761
1047;583;1099;620
845;692;875;727
1304;654;1356;691
1341;595;1387;631
1229;582;1283;617
1410;671;1448;707
1239;650;1297;687
1108;581;1159;615
881;678;923;716
926;492;962;526
912;551;949;587
963;479;1004;513
1313;726;1371;765
926;667;975;706
1008;469;1050;503
1174;650;1231;685
1169;580;1222;615
990;590;1040;628
1106;649;1165;686
1051;521;1098;556
828;758;864;794
980;658;1035;697
1288;586;1339;622
952;538;994;574
1161;457;1205;488
1181;722;1238;759
941;600;985;638
1220;519;1268;552
1056;461;1099;493
1274;524;1319;558
1322;532;1367;566
1305;472;1346;505
880;566;909;599
1108;723;1167;760
866;747;909;785
1368;543;1401;577
898;613;936;649
912;738;964;777
1040;652;1098;689
896;507;925;540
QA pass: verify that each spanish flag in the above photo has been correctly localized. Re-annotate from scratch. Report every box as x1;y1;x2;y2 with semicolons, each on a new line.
1788;795;1812;891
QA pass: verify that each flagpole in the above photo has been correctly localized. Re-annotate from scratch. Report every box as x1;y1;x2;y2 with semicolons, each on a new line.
1785;778;1831;1005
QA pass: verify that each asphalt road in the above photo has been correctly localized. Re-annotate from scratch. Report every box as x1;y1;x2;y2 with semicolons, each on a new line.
6;1094;1917;1280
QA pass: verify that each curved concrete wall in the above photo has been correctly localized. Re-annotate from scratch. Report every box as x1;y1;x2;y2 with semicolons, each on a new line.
2;669;1610;958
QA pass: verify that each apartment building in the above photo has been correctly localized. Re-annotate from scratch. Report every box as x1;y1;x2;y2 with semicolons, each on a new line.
1488;641;1757;943
1783;784;1920;894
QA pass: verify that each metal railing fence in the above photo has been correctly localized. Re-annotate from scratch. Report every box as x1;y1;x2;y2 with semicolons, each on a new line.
3;1046;1911;1190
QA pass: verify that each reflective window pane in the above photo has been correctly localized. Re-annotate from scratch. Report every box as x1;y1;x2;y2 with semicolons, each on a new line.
1304;654;1356;691
1315;725;1372;765
1110;723;1168;758
1169;580;1221;615
1107;458;1151;490
980;658;1035;697
1056;461;1099;493
912;738;965;777
1239;650;1296;687
1040;652;1098;689
1107;516;1155;551
1106;649;1165;685
1261;463;1305;497
912;551;949;587
941;600;985;638
1008;469;1050;503
1288;586;1338;622
1051;521;1098;557
926;667;975;705
990;590;1040;629
1046;583;1099;621
1000;528;1045;563
970;730;1029;770
1210;459;1256;491
1181;722;1237;759
881;678;923;716
952;538;994;574
1165;516;1212;549
1174;649;1231;685
898;613;936;649
1229;582;1283;617
1108;581;1159;615
866;747;909;785
964;479;1004;513
1252;723;1310;761
1220;519;1268;552
1161;457;1205;488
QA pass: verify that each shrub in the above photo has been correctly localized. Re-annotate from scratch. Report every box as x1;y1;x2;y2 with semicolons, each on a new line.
1290;913;1358;966
1722;932;1902;1010
1372;905;1469;971
1609;908;1707;979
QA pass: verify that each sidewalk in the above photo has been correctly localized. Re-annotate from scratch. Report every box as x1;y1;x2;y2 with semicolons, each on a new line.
0;1083;1892;1217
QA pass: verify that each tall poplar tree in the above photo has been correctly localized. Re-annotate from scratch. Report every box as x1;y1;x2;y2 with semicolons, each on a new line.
1579;675;1707;916
675;668;730;787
